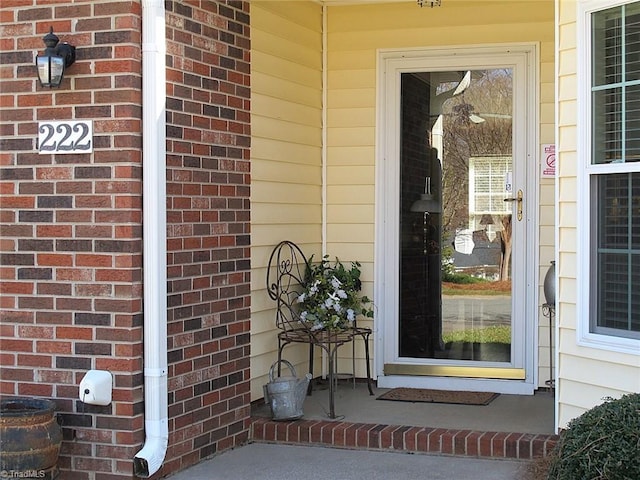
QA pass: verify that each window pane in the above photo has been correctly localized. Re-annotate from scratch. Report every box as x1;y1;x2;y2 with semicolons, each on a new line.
592;4;640;164
589;4;640;341
593;6;623;87
634;171;640;250
598;253;631;330
633;254;640;332
626;2;640;81
592;88;622;163
628;85;640;160
599;174;632;248
593;173;640;338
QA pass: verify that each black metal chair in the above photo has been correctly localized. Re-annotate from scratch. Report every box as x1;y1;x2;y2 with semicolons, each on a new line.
265;240;373;419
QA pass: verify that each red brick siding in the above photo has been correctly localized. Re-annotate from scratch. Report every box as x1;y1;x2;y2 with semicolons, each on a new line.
0;1;251;479
161;1;251;476
1;3;145;479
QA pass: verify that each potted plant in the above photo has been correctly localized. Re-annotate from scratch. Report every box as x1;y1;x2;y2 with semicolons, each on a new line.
0;397;63;479
297;255;374;331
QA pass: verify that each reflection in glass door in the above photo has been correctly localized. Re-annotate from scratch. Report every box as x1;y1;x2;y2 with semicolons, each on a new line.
399;69;515;365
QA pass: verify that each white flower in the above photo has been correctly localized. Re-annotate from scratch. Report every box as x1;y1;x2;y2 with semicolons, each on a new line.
296;255;372;331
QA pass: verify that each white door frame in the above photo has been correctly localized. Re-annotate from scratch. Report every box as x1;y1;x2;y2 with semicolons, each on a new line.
374;44;539;395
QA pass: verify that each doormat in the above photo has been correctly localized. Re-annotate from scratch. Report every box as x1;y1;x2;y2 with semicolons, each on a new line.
376;388;499;406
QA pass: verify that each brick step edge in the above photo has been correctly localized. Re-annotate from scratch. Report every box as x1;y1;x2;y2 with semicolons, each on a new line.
250;417;558;460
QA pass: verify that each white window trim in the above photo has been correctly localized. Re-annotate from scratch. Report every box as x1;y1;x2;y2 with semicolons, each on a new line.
576;0;640;355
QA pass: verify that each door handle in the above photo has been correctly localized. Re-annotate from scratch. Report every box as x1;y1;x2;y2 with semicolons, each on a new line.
503;189;523;221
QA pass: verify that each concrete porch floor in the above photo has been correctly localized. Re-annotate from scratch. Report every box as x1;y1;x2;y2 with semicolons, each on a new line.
254;381;556;434
250;381;559;461
166;383;558;480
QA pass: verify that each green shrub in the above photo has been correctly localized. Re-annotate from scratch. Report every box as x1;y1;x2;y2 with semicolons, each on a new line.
547;393;640;480
441;272;487;284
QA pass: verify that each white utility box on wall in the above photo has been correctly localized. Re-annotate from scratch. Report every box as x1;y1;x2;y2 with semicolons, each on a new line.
79;370;113;406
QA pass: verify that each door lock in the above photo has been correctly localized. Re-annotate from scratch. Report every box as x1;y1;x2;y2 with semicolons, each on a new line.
504;189;523;221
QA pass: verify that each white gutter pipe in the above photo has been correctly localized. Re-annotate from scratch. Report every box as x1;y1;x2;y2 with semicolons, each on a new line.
133;0;168;477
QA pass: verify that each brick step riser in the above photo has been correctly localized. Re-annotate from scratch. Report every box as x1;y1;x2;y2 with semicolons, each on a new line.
250;417;558;461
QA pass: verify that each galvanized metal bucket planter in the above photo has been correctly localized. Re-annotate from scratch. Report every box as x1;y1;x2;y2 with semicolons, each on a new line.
0;397;62;480
263;360;312;421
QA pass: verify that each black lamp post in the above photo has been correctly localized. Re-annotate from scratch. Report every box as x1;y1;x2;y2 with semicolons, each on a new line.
36;27;75;88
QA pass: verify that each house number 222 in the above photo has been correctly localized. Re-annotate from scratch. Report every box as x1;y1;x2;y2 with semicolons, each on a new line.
38;120;93;154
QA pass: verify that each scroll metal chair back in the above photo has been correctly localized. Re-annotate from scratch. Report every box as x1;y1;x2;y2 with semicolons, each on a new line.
265;240;374;419
266;240;310;335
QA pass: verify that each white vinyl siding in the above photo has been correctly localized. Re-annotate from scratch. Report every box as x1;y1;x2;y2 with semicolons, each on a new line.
556;0;640;428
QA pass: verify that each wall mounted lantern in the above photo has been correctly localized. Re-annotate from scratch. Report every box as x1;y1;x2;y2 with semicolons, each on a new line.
36;27;75;88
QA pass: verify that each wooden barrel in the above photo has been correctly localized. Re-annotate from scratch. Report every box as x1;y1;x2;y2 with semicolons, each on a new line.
0;397;62;479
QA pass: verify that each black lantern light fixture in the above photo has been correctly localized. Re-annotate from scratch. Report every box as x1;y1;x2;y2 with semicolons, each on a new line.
36;27;75;88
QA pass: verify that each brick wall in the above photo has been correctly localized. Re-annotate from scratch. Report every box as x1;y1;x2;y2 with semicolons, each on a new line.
0;1;251;479
161;1;251;475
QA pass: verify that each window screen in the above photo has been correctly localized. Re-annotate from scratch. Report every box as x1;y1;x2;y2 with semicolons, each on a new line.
593;173;640;337
592;3;640;164
591;3;640;339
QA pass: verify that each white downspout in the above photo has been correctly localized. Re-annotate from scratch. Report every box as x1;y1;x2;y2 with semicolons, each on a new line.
133;0;168;477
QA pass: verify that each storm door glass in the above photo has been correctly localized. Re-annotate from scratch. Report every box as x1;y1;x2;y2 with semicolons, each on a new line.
399;69;514;364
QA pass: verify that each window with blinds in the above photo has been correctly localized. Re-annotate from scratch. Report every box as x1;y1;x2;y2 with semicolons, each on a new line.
592;2;640;164
590;2;640;340
592;173;640;337
469;156;511;216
